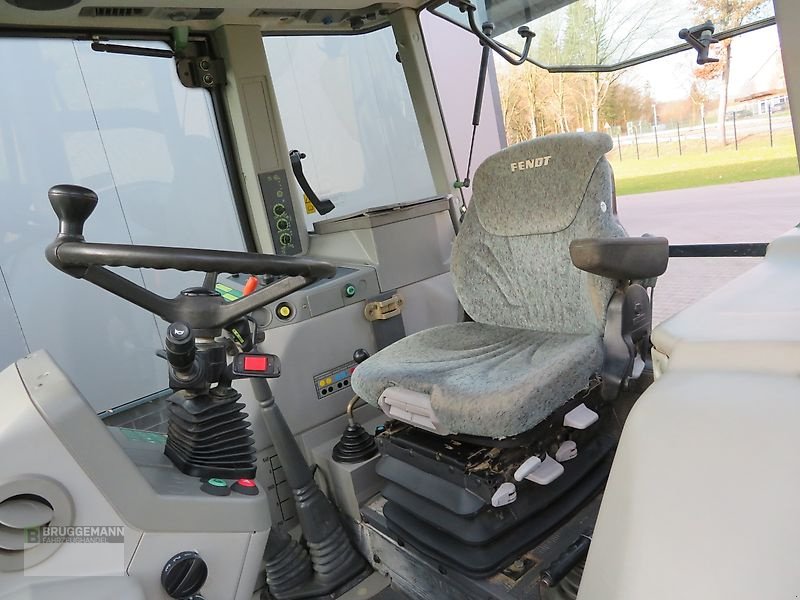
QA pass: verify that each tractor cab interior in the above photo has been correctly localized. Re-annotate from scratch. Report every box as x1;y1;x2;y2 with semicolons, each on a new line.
0;1;799;600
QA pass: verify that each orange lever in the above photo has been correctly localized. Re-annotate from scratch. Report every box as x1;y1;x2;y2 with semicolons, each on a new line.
243;276;259;296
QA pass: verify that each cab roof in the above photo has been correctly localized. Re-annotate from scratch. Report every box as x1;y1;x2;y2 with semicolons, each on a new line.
0;0;435;34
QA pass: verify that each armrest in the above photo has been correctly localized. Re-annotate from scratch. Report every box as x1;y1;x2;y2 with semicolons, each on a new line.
570;236;669;280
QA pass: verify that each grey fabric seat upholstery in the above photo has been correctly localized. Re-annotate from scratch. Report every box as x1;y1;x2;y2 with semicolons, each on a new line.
351;132;627;439
350;323;603;438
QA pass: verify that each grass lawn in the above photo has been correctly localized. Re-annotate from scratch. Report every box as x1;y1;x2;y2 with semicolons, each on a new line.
609;130;800;196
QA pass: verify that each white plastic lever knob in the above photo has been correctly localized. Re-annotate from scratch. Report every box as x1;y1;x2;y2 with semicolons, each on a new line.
564;403;599;429
491;482;517;507
555;440;578;462
513;456;542;482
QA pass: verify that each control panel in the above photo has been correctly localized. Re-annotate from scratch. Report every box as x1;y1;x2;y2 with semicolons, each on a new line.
217;265;381;329
258;168;301;256
211;266;381;437
313;361;357;399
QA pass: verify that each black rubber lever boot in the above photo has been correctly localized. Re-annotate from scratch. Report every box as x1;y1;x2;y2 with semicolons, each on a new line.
264;525;314;599
255;380;367;599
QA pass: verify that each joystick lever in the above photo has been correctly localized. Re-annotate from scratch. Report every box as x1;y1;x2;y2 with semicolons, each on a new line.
353;348;370;364
48;184;98;239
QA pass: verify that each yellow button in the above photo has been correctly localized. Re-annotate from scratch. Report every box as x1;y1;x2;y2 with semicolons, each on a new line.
319;380;325;388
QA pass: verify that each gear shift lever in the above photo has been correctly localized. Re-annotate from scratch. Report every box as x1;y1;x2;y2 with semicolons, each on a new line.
333;349;378;463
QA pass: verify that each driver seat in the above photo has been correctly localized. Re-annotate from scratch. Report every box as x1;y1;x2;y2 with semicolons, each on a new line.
352;132;664;439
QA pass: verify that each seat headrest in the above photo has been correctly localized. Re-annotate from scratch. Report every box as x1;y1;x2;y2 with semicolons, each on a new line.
472;132;613;236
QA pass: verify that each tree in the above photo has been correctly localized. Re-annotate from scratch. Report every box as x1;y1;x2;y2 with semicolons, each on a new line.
694;0;769;144
602;81;653;128
497;65;531;144
690;68;716;123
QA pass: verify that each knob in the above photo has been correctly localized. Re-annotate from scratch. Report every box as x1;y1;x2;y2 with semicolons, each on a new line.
166;322;195;370
161;551;208;598
353;349;370;364
48;184;98;239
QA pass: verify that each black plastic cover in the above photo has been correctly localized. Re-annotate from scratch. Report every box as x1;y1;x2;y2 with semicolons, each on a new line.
570;236;669;280
383;456;610;578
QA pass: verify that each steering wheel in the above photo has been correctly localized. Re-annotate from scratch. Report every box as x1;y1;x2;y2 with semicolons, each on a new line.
45;184;336;333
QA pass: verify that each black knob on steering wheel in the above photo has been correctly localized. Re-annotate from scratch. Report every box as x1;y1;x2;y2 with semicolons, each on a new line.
48;184;98;240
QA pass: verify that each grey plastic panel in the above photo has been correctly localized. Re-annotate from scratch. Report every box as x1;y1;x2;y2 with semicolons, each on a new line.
311;413;386;522
313;197;450;234
128;531;263;600
219;265;381;329
0;359;142;580
16;351;269;534
0;576;146;600
309;202;455;292
258;301;378;435
580;371;800;600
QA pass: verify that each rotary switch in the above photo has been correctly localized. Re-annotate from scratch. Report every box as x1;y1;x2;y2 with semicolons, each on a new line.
161;550;208;598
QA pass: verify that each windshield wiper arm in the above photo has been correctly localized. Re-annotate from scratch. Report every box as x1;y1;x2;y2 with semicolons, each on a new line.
91;42;174;59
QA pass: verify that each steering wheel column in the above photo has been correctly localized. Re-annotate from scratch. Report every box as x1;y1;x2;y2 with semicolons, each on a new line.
45;184;335;479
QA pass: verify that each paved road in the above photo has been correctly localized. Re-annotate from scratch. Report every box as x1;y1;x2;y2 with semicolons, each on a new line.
615;176;800;323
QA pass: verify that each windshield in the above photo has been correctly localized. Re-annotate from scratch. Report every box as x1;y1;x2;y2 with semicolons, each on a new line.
0;38;246;413
431;0;775;70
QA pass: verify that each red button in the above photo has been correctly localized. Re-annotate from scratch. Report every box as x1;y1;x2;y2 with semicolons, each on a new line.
237;479;256;487
243;355;268;372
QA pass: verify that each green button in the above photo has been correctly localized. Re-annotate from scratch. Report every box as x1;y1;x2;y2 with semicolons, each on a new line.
207;478;227;487
344;284;356;298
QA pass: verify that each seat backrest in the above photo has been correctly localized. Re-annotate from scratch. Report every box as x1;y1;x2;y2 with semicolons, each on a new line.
451;132;626;336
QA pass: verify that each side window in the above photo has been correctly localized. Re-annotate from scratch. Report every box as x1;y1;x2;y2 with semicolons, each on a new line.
495;22;797;325
0;39;245;411
264;28;437;229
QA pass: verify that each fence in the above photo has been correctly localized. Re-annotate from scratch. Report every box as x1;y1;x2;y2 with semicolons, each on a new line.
608;105;792;161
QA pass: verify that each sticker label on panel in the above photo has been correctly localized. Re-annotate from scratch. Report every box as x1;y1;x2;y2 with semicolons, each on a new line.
313;361;357;400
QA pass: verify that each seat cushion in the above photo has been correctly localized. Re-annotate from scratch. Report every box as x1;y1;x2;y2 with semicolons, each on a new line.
351;322;603;438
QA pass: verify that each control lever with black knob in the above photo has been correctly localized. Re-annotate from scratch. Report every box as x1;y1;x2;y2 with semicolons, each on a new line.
353;348;370;364
47;183;99;239
332;348;378;464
